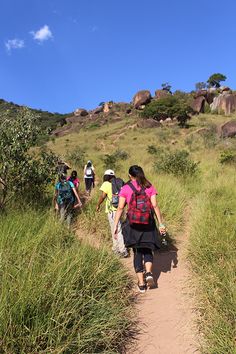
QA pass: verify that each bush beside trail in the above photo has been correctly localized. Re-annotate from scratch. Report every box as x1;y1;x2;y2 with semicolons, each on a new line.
0;210;133;353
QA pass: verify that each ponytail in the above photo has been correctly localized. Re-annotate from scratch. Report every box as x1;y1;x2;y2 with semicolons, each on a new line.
128;165;151;188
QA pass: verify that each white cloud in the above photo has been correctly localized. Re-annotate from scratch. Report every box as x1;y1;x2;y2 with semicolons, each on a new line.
31;25;53;42
5;38;25;52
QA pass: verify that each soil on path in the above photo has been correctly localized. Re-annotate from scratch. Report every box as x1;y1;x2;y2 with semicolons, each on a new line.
125;219;199;354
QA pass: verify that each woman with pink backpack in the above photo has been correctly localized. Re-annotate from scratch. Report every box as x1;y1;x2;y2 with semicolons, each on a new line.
113;165;166;293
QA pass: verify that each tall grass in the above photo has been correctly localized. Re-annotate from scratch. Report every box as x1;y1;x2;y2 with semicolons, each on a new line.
189;172;236;353
0;210;133;353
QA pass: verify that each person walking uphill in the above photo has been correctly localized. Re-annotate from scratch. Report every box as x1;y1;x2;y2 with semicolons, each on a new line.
113;165;166;293
54;174;82;227
96;169;129;258
84;160;95;195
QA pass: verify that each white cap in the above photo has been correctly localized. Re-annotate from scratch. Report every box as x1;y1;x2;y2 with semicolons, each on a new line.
104;169;115;176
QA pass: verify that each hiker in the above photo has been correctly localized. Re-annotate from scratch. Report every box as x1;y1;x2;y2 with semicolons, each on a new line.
56;159;71;175
67;170;80;191
96;169;128;258
113;165;166;293
54;173;82;226
84;160;95;195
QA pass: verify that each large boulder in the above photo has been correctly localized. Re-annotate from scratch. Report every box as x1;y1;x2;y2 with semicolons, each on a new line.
194;90;208;99
133;90;151;109
191;96;206;113
155;89;171;100
211;93;236;115
218;120;236;138
137;119;161;128
74;108;88;117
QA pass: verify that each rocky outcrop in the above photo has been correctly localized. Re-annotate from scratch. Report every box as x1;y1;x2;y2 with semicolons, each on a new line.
137;119;161;128
66;115;84;124
53;124;76;137
211;93;236;115
93;106;104;114
103;101;113;113
133;90;151;109
155;89;171;100
74;108;88;117
191;96;205;113
218;120;236;138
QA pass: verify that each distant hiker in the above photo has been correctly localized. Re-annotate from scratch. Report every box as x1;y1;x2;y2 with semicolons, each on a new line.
96;169;128;258
56;159;71;175
84;160;95;195
54;173;82;226
67;170;80;191
113;165;166;293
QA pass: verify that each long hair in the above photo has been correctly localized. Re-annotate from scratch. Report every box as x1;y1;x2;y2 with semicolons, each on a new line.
103;174;115;182
71;170;77;179
129;165;151;188
87;161;92;168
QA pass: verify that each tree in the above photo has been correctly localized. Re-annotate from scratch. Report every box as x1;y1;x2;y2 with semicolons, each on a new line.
207;73;227;88
195;82;207;91
141;96;193;127
161;82;172;93
0;108;58;208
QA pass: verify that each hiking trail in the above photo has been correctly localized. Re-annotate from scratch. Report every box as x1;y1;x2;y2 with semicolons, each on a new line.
76;192;200;354
124;206;200;354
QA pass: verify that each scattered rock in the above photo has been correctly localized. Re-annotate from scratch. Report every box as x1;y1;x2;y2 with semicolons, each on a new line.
211;94;236;115
137;119;161;128
133;90;151;109
155;89;171;100
74;108;88;117
93;106;104;114
218;120;236;138
66;115;85;124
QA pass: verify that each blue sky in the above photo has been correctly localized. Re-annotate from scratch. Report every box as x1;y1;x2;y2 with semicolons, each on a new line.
1;0;236;113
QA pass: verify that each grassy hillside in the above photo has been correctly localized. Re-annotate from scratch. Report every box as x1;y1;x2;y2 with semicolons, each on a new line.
0;210;133;353
0;98;72;131
48;112;236;353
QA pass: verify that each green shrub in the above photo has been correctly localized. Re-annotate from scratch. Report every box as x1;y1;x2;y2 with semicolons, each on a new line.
102;150;129;170
154;150;198;176
0;109;58;209
142;96;193;127
147;145;165;155
219;150;236;165
0;210;133;353
66;147;86;166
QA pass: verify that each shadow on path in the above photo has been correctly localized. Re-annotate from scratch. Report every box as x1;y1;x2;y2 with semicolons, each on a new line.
152;244;179;287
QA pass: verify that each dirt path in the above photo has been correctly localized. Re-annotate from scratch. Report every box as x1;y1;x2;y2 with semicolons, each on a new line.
125;210;199;354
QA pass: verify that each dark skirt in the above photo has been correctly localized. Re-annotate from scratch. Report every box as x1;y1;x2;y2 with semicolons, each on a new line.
121;217;161;250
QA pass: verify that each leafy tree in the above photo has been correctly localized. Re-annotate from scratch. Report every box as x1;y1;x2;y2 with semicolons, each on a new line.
142;96;193;127
195;82;207;91
0;108;58;208
161;82;172;93
207;73;227;88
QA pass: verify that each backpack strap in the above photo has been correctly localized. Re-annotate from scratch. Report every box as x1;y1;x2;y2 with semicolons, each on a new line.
127;181;138;193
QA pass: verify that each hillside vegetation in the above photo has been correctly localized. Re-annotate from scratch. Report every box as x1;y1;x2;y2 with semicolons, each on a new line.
48;111;236;353
0;101;235;352
0;98;71;131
